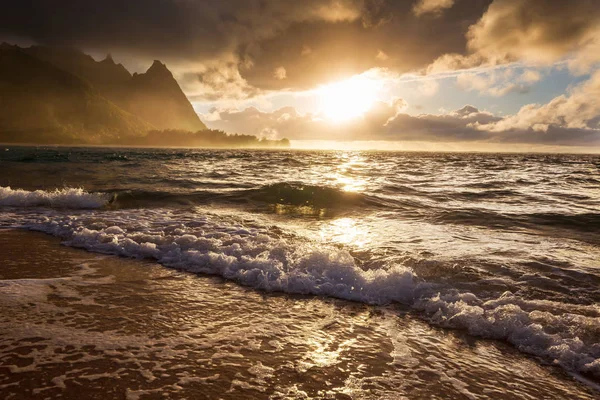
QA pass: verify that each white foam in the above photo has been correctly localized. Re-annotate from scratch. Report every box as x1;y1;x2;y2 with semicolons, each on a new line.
416;291;600;375
3;209;599;379
0;186;109;209
63;224;420;306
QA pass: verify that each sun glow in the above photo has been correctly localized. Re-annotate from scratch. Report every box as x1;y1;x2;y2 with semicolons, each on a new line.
318;76;380;123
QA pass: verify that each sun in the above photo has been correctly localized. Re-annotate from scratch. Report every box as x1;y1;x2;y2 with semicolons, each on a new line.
318;76;380;123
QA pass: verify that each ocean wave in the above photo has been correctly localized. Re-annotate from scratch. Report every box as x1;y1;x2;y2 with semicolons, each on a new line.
451;189;524;200
7;210;598;378
0;183;380;211
108;183;416;213
103;153;130;161
433;208;600;235
243;182;372;208
106;184;368;210
24;211;422;305
106;190;219;209
13;153;72;163
416;292;600;377
0;187;110;209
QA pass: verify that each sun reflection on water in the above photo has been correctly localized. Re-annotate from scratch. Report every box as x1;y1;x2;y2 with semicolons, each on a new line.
330;152;368;192
320;217;371;248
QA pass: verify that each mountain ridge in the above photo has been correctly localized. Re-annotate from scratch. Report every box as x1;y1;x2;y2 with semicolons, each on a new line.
0;44;208;144
0;45;154;144
19;45;206;132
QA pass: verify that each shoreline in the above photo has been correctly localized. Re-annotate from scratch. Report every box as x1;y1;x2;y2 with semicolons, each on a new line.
3;143;600;155
0;228;597;399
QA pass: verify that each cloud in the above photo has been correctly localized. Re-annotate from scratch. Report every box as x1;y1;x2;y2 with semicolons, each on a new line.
455;67;542;96
203;70;600;147
273;66;287;80
237;1;493;92
2;0;598;107
476;69;600;137
202;102;486;142
203;98;406;141
301;45;313;56
1;0;492;98
520;70;542;84
179;59;261;102
467;0;600;65
382;105;500;141
413;0;456;17
429;0;600;74
376;50;389;61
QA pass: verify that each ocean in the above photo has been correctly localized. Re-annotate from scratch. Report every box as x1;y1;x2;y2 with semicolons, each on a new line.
0;146;599;399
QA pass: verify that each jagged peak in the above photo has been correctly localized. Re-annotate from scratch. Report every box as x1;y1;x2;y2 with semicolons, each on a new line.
102;53;115;64
146;60;171;75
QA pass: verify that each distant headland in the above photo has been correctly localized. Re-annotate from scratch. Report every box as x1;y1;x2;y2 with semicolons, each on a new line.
0;44;289;148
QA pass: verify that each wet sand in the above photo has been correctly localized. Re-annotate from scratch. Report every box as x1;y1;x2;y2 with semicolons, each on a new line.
0;229;597;399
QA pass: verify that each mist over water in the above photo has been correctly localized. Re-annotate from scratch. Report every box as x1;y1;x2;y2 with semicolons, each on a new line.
1;146;600;383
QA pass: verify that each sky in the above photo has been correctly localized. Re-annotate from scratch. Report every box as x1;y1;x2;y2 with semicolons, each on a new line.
2;0;600;150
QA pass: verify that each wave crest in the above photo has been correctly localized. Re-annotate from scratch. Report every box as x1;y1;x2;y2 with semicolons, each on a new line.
246;182;369;208
0;186;110;209
4;210;600;378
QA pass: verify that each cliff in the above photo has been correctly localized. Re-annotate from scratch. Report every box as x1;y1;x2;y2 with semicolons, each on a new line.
0;44;208;144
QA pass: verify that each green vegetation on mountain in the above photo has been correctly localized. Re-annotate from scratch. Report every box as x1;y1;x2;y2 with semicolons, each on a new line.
135;129;290;148
0;44;288;147
0;45;153;144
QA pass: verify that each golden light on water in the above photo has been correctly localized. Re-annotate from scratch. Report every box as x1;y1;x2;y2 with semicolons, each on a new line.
336;175;366;192
320;217;371;247
303;337;357;369
332;152;368;192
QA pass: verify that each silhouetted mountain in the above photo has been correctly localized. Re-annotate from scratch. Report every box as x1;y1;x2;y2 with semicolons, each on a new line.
0;45;153;144
24;46;132;91
0;44;288;147
21;46;206;132
126;60;205;131
136;129;290;148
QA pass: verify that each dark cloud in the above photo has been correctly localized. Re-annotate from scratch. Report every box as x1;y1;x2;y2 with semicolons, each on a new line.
238;1;491;90
2;0;599;105
0;0;491;98
0;1;371;67
412;0;456;17
382;106;500;142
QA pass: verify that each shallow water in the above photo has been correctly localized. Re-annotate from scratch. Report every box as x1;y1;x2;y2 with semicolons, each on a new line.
1;146;599;392
0;230;597;399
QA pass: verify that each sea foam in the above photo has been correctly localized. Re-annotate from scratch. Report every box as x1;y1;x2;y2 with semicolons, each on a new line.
0;187;109;209
2;209;599;378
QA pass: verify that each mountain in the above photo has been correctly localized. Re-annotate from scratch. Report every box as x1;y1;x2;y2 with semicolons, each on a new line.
22;46;205;131
126;60;205;131
0;44;206;145
0;45;154;144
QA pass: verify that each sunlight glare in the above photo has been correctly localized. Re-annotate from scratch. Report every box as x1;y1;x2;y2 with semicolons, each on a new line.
318;76;380;123
335;153;367;192
320;217;371;248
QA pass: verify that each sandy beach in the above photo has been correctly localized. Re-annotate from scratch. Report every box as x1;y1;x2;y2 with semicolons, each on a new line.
0;229;597;399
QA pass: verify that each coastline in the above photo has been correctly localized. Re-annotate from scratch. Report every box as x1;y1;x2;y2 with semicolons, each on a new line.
2;142;600;155
0;228;597;399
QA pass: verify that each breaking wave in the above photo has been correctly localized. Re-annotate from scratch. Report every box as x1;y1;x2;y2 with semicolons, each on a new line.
4;210;598;379
0;187;110;209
